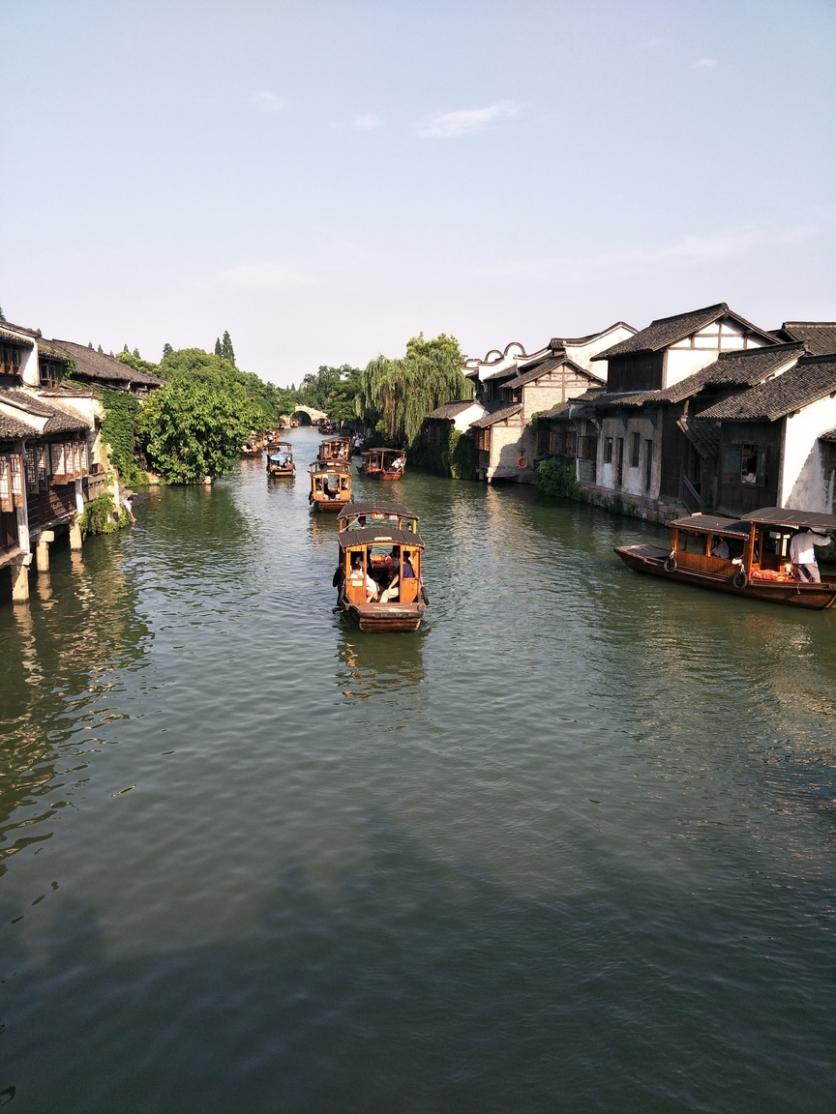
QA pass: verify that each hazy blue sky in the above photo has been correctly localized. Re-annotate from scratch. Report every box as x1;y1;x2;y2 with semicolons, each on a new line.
3;0;835;384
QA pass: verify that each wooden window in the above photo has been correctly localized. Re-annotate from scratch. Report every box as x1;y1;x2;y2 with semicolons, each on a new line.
9;454;23;499
579;435;597;462
631;432;640;467
604;437;613;464
0;455;11;511
37;446;49;489
723;443;768;487
616;437;624;486
644;439;653;492
25;447;38;494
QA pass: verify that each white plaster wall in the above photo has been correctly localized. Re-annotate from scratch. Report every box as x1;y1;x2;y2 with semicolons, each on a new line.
664;348;725;387
522;377;591;425
452;402;486;431
566;324;636;374
488;420;525;477
780;394;836;510
595;414;661;497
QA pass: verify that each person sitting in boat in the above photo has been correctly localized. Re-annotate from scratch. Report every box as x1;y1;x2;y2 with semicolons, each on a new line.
348;553;379;601
390;455;405;472
712;538;730;559
789;530;832;584
323;476;338;498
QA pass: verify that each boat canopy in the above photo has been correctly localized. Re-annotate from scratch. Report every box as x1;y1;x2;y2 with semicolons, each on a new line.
309;460;351;474
741;507;836;532
669;513;752;539
338;526;424;550
339;501;418;520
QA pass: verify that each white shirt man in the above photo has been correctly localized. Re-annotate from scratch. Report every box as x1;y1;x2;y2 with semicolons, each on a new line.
788;530;831;583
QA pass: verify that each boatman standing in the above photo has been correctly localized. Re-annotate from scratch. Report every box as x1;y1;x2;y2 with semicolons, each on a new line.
789;529;831;583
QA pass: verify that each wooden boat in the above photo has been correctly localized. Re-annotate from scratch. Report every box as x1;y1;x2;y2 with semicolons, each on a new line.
317;437;351;465
359;448;406;480
241;438;264;457
266;442;294;477
309;461;352;512
334;525;427;631
337;500;419;534
615;507;836;609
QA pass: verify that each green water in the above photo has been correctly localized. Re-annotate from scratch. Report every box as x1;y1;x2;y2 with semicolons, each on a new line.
1;427;834;1112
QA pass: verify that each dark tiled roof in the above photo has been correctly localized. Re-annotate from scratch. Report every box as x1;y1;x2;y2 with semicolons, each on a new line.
339;501;418;519
0;324;35;349
53;339;164;387
591;303;776;361
597;343;805;409
1;388;89;433
0;412;34;440
469;403;523;429
425;400;476;420
671;513;752;537
482;364;521;382
819;428;836;443
774;322;836;356
696;355;836;422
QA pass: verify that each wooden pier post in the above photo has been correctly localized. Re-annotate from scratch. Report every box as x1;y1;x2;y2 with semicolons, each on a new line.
35;530;54;574
10;556;30;603
69;519;83;552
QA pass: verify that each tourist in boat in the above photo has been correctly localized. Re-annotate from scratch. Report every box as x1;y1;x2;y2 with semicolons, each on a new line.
712;538;730;559
391;455;405;473
348;553;378;601
789;530;832;583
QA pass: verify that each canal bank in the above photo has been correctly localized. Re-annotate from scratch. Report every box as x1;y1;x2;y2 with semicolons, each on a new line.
1;426;834;1112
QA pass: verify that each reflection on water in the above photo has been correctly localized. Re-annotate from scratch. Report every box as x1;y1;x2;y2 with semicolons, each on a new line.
0;433;835;1112
336;626;426;704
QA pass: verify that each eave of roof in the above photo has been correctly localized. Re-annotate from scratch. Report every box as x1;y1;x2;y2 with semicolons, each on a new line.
339;526;424;549
425;400;475;420
741;506;836;531
469;403;523;429
695;355;836;423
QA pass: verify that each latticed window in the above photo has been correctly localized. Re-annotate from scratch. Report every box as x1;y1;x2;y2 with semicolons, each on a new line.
10;454;23;497
25;447;38;493
37;446;49;489
0;455;12;511
50;443;66;476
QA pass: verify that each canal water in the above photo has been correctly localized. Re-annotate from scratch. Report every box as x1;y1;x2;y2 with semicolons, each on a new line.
1;427;834;1113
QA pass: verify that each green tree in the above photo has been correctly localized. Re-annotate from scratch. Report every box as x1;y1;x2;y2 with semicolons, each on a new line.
132;347;140;358
116;350;161;376
214;337;222;357
162;342;173;359
220;330;235;367
88;341;94;349
122;344;129;353
360;333;471;446
138;378;262;483
97;345;104;354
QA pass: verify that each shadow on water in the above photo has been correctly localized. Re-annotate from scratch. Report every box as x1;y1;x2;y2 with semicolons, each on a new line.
1;806;833;1114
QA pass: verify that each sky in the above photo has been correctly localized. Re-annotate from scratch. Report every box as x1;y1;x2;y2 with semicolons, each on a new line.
2;0;835;385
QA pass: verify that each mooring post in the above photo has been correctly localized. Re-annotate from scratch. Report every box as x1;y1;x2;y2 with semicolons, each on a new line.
35;530;54;574
10;555;31;603
69;519;83;552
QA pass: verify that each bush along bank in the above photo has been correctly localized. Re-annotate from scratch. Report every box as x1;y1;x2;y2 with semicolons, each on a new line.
413;427;477;480
536;456;580;499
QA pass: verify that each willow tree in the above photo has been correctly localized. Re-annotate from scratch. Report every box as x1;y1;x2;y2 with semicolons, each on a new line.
361;333;472;446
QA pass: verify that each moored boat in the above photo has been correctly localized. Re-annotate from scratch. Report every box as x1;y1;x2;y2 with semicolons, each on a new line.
333;525;427;631
336;500;419;534
359;448;406;480
615;507;836;609
309;461;352;511
266;442;295;477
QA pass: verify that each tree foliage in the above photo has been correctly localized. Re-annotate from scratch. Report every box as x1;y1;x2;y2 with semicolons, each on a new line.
100;388;143;486
360;333;471;446
138;378;262;483
221;330;235;367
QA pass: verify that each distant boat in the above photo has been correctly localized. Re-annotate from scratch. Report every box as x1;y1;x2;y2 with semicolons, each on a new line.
334;524;427;631
309;461;352;512
615;507;836;609
266;442;295;478
359;448;406;481
317;437;351;465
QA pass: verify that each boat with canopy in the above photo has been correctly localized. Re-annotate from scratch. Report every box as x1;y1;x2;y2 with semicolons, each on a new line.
358;448;406;481
615;507;836;609
333;525;427;631
317;437;351;464
308;460;352;512
266;442;294;478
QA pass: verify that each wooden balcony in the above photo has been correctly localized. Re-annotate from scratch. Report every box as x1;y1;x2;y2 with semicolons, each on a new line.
84;472;110;501
28;485;77;532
